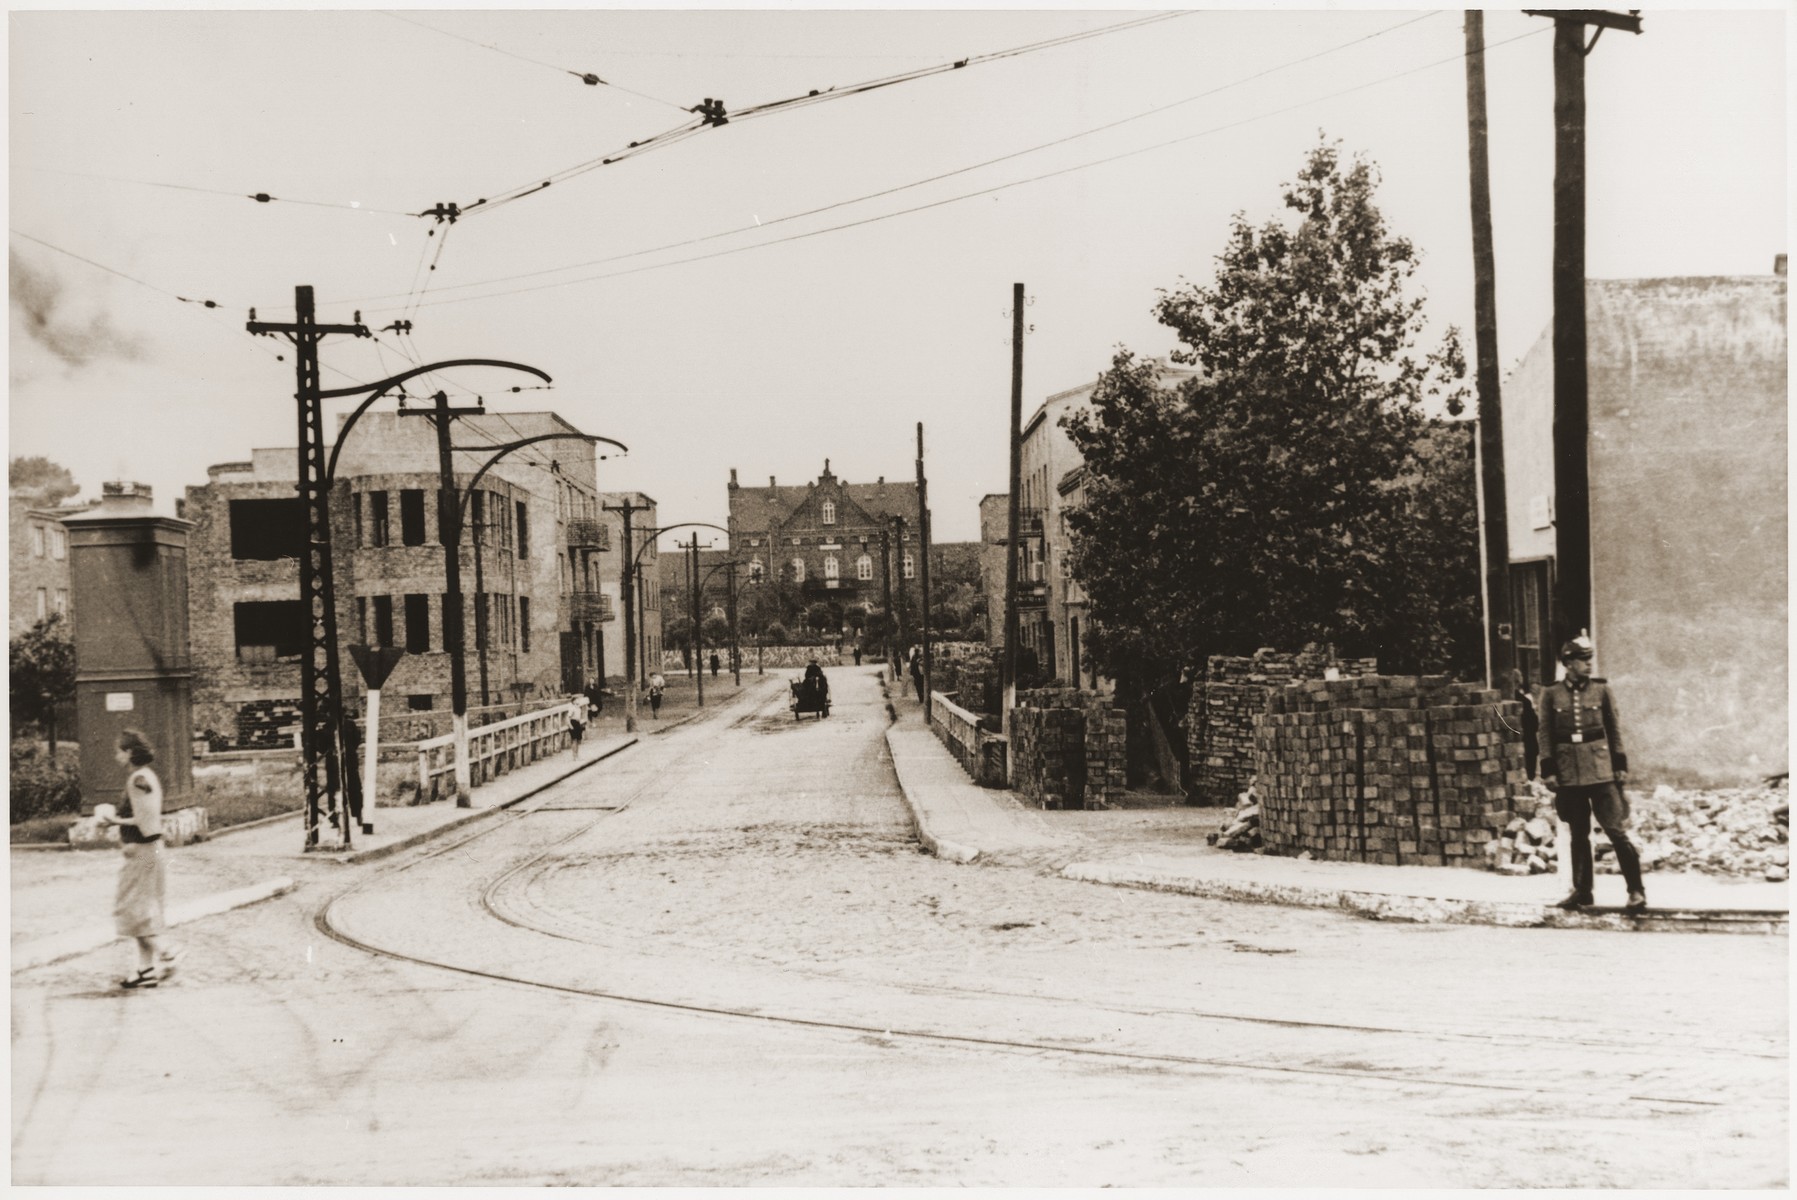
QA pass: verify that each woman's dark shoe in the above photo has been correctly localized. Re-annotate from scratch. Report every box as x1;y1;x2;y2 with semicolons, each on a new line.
120;967;159;989
1554;892;1593;911
1623;891;1648;914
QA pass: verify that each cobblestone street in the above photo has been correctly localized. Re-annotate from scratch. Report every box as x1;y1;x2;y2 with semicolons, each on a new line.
11;668;1788;1187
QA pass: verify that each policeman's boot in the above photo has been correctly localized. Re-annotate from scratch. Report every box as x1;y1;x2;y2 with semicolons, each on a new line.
1553;891;1593;911
1623;890;1648;914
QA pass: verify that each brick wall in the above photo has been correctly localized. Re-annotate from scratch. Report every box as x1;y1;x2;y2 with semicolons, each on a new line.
933;644;1000;714
1185;647;1378;805
1252;675;1526;868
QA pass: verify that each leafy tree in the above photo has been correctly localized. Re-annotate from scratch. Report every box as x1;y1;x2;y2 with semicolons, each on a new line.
10;614;77;757
1065;139;1474;687
9;456;78;506
663;614;693;668
804;602;839;635
763;621;790;645
701;614;731;648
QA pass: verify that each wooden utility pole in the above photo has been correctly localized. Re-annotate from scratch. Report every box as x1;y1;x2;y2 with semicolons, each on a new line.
1002;282;1025;715
916;422;933;722
1464;10;1516;688
879;526;894;667
689;535;704;707
1525;7;1642;647
404;390;487;806
603;498;644;732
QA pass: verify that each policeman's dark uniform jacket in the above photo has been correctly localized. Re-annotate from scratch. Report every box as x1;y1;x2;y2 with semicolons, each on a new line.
1538;649;1646;908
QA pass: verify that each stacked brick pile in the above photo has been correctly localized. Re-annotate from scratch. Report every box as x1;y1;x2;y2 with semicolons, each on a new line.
933;644;1001;714
1185;647;1377;806
235;697;303;749
1006;688;1126;810
1009;695;1087;810
1080;695;1128;809
1252;676;1525;868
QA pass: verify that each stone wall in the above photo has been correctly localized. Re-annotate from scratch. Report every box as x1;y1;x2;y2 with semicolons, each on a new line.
1007;688;1126;809
1186;647;1378;805
932;644;1000;714
928;691;1007;787
1252;675;1525;868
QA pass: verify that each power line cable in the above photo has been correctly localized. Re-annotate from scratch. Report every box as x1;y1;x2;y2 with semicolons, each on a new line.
355;12;1437;305
375;22;1550;313
14;163;411;215
380;10;690;111
445;10;1190;220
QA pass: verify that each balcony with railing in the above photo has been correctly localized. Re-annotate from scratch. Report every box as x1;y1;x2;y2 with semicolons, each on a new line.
564;590;614;624
994;507;1045;545
564;515;610;550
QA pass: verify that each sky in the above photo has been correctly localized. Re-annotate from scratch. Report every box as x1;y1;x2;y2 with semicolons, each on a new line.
7;5;1788;547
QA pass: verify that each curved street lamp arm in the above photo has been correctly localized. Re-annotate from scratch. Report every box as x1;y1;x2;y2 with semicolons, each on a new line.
321;359;553;488
316;359;550;401
630;522;730;570
457;432;630;529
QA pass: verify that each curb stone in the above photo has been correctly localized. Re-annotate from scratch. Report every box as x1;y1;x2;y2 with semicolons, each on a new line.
12;876;299;973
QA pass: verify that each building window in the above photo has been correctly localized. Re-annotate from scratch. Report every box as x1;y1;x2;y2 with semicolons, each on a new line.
516;500;529;559
519;595;531;653
824;555;839;580
902;552;915;579
358;596;368;643
407;695;434;711
748;538;760;547
228;498;305;561
821;501;836;525
474;594;488;651
35;589;47;620
31;526;45;557
50;528;66;560
470;491;485;542
368;491;390;547
399;489;427;547
790;557;806;583
856;554;873;581
233;600;307;661
749;558;764;583
373;595;394;648
54;588;68;615
404;594;430;653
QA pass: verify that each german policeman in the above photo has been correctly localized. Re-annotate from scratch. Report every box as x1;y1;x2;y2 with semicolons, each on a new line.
1538;636;1647;913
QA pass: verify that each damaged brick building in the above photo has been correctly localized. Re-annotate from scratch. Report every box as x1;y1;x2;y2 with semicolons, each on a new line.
184;411;616;748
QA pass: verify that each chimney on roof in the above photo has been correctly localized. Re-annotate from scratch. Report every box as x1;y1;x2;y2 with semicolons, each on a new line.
1776;254;1787;277
769;475;776;488
877;476;884;486
99;480;153;515
729;468;738;488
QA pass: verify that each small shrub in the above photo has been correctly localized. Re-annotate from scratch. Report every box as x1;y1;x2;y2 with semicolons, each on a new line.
10;740;81;824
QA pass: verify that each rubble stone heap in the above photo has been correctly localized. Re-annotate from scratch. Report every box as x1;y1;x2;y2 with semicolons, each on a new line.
1186;647;1377;806
1008;688;1127;810
1252;675;1526;868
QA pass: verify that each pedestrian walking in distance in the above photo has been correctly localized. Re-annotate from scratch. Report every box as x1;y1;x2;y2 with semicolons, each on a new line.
567;694;587;757
909;646;925;703
1540;636;1647;914
709;651;720;678
648;671;665;719
97;730;183;988
853;644;862;666
584;679;606;720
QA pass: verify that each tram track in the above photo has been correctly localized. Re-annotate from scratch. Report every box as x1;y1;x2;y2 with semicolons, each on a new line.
314;678;1766;1113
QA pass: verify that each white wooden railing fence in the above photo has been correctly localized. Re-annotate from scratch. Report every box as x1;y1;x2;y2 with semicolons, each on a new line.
415;701;575;802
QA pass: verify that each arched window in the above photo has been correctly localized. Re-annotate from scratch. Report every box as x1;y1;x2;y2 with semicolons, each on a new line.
790;557;806;582
902;552;915;580
856;554;873;581
749;557;764;583
824;555;839;580
821;501;836;525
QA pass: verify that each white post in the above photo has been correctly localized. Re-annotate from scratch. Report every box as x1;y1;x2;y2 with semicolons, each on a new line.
362;688;382;834
452;712;472;807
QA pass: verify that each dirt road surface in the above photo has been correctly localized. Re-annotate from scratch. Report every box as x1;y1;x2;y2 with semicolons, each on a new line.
11;668;1787;1186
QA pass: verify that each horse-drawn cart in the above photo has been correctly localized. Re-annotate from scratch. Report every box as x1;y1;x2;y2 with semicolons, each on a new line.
790;674;831;720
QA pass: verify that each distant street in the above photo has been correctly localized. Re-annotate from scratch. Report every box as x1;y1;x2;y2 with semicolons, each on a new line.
11;667;1787;1187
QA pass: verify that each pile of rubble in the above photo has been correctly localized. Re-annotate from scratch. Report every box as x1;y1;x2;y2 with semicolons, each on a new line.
1207;785;1263;853
1485;778;1789;882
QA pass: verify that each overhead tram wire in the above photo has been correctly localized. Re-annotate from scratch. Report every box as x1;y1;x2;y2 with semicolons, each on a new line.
353;11;1437;306
375;22;1551;314
442;10;1190;221
14;164;410;215
380;10;690;111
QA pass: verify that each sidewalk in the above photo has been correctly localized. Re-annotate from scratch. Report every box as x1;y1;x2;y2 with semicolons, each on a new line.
11;732;638;971
884;686;1788;934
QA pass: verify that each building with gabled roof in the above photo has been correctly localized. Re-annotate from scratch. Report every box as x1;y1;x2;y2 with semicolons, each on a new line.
727;461;926;603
